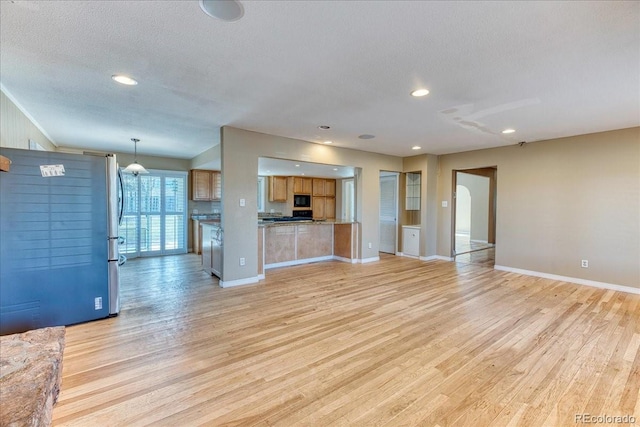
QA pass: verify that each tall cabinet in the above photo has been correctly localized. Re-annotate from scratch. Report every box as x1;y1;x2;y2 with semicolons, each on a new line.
311;178;336;220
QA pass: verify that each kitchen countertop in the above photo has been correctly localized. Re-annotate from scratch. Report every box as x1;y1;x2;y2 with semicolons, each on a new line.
191;214;221;220
258;220;357;227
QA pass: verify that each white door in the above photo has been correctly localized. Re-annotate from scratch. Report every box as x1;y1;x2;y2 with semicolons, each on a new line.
379;173;398;254
120;170;188;257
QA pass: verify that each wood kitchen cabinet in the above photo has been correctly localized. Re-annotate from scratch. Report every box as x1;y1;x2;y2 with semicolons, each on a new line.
324;179;336;197
312;178;325;196
190;169;221;201
312;178;336;197
293;177;312;194
325;196;336;219
312;196;325;219
269;176;288;202
312;195;336;220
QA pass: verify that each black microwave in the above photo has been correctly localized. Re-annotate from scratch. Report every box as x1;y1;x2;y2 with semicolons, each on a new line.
294;194;311;208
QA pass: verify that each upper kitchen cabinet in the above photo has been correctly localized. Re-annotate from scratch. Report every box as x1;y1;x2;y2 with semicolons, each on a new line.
324;179;336;197
312;178;325;196
269;176;288;202
312;178;335;196
190;169;221;201
293;177;312;194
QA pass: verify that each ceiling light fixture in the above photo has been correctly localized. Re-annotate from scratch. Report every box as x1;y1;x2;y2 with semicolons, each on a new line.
295;164;300;167
358;134;375;140
318;125;331;130
112;75;138;86
323;141;333;144
333;168;338;171
502;128;516;134
412;146;422;150
199;0;244;21
411;89;429;97
123;138;149;176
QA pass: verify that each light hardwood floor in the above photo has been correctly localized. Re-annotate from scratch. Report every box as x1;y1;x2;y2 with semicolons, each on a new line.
52;254;639;426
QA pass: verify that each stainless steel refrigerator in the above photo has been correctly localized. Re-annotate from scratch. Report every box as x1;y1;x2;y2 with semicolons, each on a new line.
0;148;124;335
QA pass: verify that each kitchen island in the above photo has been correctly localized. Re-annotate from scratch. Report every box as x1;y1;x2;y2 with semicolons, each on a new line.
258;221;359;275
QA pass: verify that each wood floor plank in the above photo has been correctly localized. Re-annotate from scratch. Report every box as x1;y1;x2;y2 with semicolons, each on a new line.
51;253;640;426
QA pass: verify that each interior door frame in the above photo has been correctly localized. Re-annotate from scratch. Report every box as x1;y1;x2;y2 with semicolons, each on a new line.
451;167;497;258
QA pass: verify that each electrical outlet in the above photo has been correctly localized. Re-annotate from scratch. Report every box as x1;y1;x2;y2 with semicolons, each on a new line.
239;257;246;266
368;242;372;249
94;297;102;310
581;259;589;268
239;198;246;207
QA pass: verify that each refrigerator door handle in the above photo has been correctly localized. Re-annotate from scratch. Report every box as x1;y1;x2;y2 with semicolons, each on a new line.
118;168;124;226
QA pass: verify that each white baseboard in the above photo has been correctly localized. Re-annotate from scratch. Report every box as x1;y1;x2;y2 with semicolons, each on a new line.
494;265;640;295
431;255;454;261
360;256;380;264
219;276;260;288
419;255;440;261
257;273;265;280
401;253;419;259
265;255;334;270
334;256;358;264
470;239;488;244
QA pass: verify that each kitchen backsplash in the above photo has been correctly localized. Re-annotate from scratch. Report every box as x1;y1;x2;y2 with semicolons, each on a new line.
189;200;221;215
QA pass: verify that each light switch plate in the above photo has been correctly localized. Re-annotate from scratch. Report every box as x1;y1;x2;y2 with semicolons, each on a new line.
442;201;448;208
239;198;246;207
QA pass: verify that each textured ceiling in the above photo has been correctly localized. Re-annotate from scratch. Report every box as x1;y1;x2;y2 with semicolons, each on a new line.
1;1;638;159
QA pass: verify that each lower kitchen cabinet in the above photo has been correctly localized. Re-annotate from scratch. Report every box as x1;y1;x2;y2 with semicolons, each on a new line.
402;226;420;257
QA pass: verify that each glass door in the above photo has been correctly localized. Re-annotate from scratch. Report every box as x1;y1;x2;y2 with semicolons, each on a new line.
120;170;187;257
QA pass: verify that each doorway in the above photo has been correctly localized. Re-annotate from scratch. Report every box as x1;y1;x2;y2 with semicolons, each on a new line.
379;172;398;254
452;168;497;267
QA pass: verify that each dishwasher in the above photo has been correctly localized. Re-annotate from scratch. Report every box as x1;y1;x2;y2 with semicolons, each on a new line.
211;225;223;279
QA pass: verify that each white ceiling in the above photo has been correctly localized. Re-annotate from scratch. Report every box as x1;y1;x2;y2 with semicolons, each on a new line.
1;1;638;160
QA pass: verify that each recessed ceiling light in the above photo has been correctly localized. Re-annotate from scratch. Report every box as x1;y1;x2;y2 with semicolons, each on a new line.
502;128;516;134
295;164;300;167
323;141;333;144
318;125;331;130
358;134;375;140
411;89;429;97
112;75;138;86
333;168;338;171
199;0;244;22
412;146;422;150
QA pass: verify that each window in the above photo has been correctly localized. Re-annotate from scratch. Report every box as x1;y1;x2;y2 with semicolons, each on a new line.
120;169;188;257
342;178;355;222
257;176;265;213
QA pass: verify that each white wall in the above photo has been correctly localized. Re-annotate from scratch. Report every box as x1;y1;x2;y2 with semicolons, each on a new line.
437;127;640;289
457;172;489;242
455;184;471;235
220;126;403;284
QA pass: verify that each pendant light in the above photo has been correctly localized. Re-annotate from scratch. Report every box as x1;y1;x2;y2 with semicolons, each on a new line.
123;138;148;176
